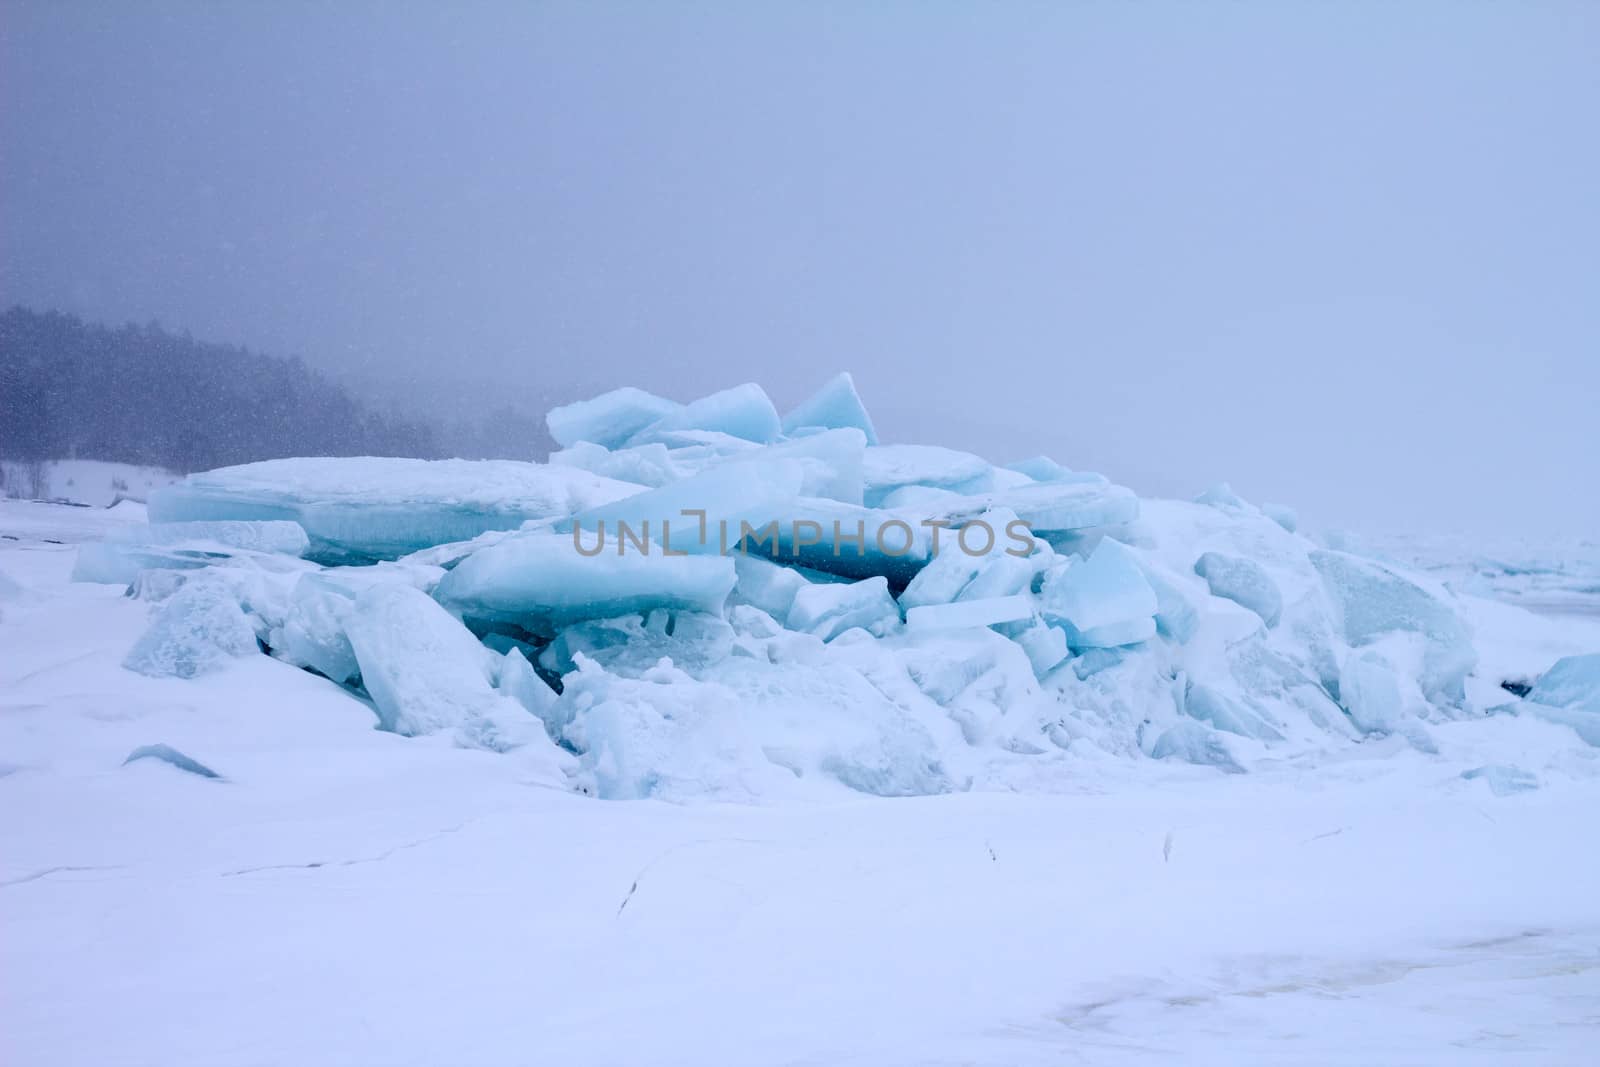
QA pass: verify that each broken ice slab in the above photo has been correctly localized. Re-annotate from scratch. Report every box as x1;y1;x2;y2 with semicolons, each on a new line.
905;594;1034;632
345;584;540;750
1311;549;1476;705
966;480;1138;534
781;372;880;444
1183;683;1284;742
122;743;223;780
999;617;1071;677
787;576;900;641
123;576;261;679
72;519;310;585
732;554;812;621
863;444;995;507
753;500;939;584
433;531;737;636
547;441;681;488
1338;650;1405;734
538;611;735;679
1149;720;1244;773
721;427;866;505
545;386;680;450
1194;551;1282;627
1055;614;1158;650
266;572;360;685
1262;502;1298;533
149;457;645;562
897;507;1039;610
887;478;1138;539
624;382;782;446
1144;562;1201;644
1461;764;1538;796
562;458;806;555
1038;538;1157;640
1527;653;1600;714
496;648;559;732
1002;456;1108;485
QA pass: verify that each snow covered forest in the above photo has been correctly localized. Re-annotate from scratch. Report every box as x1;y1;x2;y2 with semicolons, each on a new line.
0;306;440;471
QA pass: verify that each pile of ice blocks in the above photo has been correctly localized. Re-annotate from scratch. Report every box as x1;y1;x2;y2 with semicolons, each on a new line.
82;373;1578;800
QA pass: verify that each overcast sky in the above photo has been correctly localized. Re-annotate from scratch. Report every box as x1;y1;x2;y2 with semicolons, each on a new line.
3;1;1596;536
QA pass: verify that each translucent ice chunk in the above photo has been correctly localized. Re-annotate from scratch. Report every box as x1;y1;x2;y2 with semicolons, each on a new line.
898;508;1028;610
1527;653;1600;714
863;445;994;507
497;648;559;731
1311;549;1476;704
787;576;900;641
434;531;737;635
1262;502;1298;533
945;480;1138;534
1184;682;1284;742
546;386;679;449
564;458;804;556
721;427;866;505
150;457;643;562
1002;617;1071;677
547;441;681;488
539;611;735;679
73;520;310;584
628;382;781;445
1144;564;1201;644
958;551;1042;601
1003;456;1107;484
1149;721;1244;773
731;554;810;621
123;577;260;678
266;573;360;685
781;372;880;444
1057;615;1158;650
1461;764;1538;796
1338;651;1404;734
1194;551;1282;627
1039;538;1157;636
345;584;539;750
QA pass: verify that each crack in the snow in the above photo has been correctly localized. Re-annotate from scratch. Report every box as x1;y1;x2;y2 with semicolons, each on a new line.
221;822;472;877
1;864;126;888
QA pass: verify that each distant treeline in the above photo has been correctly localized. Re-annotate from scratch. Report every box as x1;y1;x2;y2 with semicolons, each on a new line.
0;306;446;472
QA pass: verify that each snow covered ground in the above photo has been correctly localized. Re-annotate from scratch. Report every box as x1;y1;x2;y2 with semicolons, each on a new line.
0;459;178;508
3;495;1599;1065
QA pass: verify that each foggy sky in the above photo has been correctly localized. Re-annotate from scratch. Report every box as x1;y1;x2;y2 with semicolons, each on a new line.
4;1;1597;536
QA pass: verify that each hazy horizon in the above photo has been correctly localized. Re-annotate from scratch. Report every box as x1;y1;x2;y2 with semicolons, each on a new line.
4;2;1596;537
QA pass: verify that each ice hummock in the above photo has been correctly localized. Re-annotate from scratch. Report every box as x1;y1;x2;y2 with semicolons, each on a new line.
120;373;1511;800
